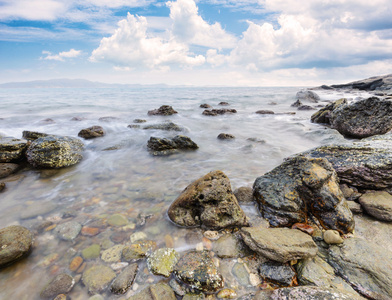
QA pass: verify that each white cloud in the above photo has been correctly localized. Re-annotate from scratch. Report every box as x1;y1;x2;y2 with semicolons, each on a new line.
90;13;205;69
167;0;237;48
0;0;67;21
83;0;154;8
41;49;82;61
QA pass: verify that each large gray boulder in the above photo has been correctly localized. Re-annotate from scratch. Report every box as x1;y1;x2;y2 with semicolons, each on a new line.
253;156;354;233
26;135;84;168
296;90;320;103
330;97;392;138
147;135;198;156
328;237;392;300
0;137;28;162
240;225;318;263
168;170;248;230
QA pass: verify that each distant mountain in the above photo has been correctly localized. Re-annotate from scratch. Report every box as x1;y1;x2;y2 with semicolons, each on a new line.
0;78;168;88
316;74;392;91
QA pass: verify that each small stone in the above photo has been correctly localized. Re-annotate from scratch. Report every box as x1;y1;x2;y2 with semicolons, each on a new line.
53;294;67;300
111;262;129;271
40;273;75;298
217;133;235;140
107;214;129;226
169;278;186;296
147;248;179;277
148;105;178;116
203;231;221;240
122;240;157;261
78;126;105;139
219;102;229;106
200;104;211;108
69;256;83;272
323;230;344;244
82;244;101;260
217;288;237;299
55;221;81;241
82;264;116;294
81;227;100;236
133;119;147;123
291;223;314;236
213;234;247;258
130;231;147;243
110;263;138;294
101;245;124;263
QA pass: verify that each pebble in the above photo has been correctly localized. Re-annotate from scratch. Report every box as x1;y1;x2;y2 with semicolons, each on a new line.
82;264;116;294
82;244;101;259
203;230;220;240
165;234;174;248
53;295;67;300
40;273;75;298
110;263;138;294
55;221;82;241
81;226;100;236
111;262;129;271
130;231;147;243
101;244;124;263
107;214;129;227
217;288;237;299
323;230;344;244
69;256;83;272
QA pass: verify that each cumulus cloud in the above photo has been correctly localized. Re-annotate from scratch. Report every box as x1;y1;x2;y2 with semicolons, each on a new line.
0;0;67;21
41;49;82;61
90;13;205;69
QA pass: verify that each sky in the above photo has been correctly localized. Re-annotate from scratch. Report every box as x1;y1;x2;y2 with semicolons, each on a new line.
1;0;392;86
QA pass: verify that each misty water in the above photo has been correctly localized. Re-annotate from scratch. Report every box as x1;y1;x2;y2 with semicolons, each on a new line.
0;86;367;299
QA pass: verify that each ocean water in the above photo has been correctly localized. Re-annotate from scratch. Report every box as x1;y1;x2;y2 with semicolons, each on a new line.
0;86;368;299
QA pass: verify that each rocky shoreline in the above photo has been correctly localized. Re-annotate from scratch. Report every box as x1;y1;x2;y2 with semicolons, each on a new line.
1;75;392;299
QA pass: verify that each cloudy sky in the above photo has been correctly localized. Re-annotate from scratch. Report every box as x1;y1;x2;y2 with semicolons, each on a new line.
1;0;392;86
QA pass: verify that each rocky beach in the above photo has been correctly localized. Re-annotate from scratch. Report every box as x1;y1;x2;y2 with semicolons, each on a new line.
1;75;392;300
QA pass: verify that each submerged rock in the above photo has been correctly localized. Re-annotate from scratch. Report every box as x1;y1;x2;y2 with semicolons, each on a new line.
129;282;176;300
0;137;27;163
55;221;82;241
174;250;224;293
168;170;248;229
253;156;354;233
143;122;183;131
122;240;157;261
328;237;392;299
329;97;392;138
78;126;105;139
82;264;116;294
40;273;75;299
147;135;198;156
358;191;392;221
147;248;179;277
202;109;237;116
296;90;320;103
26;135;84;168
110;263;138;294
270;286;364;300
240;226;318;263
0;163;20;179
148;105;178;116
311;98;347;124
0;225;34;268
0;182;5;192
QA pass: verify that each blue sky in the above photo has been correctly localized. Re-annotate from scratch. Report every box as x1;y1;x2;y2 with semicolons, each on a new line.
1;0;392;86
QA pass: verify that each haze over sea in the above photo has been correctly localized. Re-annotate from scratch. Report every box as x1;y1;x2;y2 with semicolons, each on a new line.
0;85;370;299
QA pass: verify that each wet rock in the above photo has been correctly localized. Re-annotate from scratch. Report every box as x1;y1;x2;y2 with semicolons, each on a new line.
331;75;387;91
0;182;5;192
259;261;296;286
217;133;235;140
240;225;318;263
291;99;302;107
330;97;392;138
40;273;75;299
122;240;157;261
183;293;205;300
339;184;361;201
217;288;237;298
347;201;363;214
110;263;138;294
82;264;116;294
323;230;343;244
213;233;249;258
253;156;354;233
82;244;101;259
55;221;81;241
143;121;183;131
147;135;198;156
107;214;129;226
22;131;49;141
101;245;124;263
270;286;364;300
291;223;314;236
358;191;392;221
69;256;83;272
0;163;20;179
0;137;28;162
26;135;84;168
129;282;176;300
219;101;229;106
134;119;147;123
200;104;211;108
234;186;253;203
148;105;178;116
255;110;274;115
311;98;347;124
78;126;105;139
232;262;252;287
328;237;392;299
0;225;34;268
147;248;179;277
297;105;315;111
174;250;224;293
296;90;320;103
168;170;248;229
303;138;392;190
202;109;237;116
99;116;119;122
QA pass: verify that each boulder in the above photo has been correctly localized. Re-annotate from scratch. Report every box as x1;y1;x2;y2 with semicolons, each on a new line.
303;137;392;190
270;286;364;300
0;225;34;268
174;250;224;293
330;74;391;91
330;97;392;138
0;137;28;162
168;170;248;229
219;101;229;106
202;109;237;116
78;126;105;139
148;105;178;116
311;98;348;124
26;135;84;168
253;156;354;233
358;191;392;221
0;163;20;179
240;225;318;263
22;131;49;141
296;90;320;103
328;237;392;300
291;100;302;107
147;135;198;156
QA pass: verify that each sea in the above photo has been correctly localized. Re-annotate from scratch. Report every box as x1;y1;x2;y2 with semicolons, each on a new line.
0;86;370;299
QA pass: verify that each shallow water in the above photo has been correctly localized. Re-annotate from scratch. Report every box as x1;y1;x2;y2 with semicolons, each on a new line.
0;86;369;299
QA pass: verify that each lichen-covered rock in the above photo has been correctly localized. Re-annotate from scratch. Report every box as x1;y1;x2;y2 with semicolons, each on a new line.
328;237;392;300
22;131;49;141
82;264;116;294
147;248;179;277
296;90;320;103
358;191;392;221
78;126;105;139
0;225;34;268
202;109;237;116
253;156;354;233
147;135;198;156
270;286;364;300
26;135;84;168
0;137;28;162
110;263;138;294
101;245;124;263
330;97;392;138
40;273;75;298
311;98;347;124
240;226;318;263
174;250;224;293
168;170;248;229
148;105;178;116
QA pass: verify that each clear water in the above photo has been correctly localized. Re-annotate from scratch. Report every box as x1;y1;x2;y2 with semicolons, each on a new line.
0;86;367;299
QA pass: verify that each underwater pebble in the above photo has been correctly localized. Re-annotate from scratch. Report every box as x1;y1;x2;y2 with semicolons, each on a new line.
130;231;147;243
217;288;237;299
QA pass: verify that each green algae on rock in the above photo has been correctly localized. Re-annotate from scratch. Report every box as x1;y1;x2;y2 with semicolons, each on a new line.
311;98;347;124
147;248;179;277
82;264;116;294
